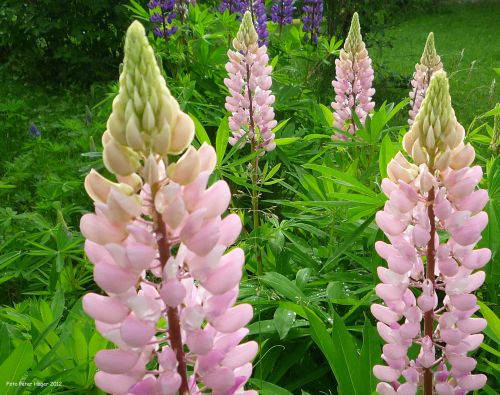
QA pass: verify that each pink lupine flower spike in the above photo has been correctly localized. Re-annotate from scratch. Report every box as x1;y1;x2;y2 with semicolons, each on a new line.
372;71;490;395
81;21;257;395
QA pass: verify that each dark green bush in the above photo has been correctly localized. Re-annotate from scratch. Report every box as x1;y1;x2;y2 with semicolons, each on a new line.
0;0;130;83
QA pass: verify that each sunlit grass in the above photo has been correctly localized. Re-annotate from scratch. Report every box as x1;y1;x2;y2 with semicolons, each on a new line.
375;1;499;125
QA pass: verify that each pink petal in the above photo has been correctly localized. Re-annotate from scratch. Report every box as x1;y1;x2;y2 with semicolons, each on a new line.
83;293;129;324
95;349;140;374
94;372;137;394
120;315;156;347
93;262;137;294
211;304;253;333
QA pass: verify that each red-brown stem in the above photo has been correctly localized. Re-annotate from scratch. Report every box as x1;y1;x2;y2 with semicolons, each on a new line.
246;62;263;276
424;187;436;395
151;184;190;395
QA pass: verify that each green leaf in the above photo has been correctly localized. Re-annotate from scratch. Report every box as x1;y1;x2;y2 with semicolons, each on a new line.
303;164;377;197
272;118;290;134
215;116;230;166
260;272;305;301
379;134;397;179
190;112;211;145
321;215;375;272
304;308;359;395
50;289;65;321
275;137;299;146
249;379;294;395
0;341;33;395
273;307;296;340
263;163;282;182
271;55;279;68
478;301;500;344
359;317;382;394
319;103;334;128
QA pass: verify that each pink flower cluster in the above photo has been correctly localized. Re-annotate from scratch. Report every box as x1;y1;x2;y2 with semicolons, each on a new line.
371;73;490;395
331;12;375;140
80;21;257;395
224;11;277;152
81;150;258;395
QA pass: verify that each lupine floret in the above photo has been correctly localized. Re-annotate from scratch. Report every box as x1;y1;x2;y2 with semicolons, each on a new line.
372;71;489;395
81;21;257;395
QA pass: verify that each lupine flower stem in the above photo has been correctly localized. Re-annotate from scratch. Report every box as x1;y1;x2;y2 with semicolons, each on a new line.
423;187;436;395
150;183;190;394
246;62;263;275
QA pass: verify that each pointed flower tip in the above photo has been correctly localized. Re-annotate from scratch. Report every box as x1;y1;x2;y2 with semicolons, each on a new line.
128;20;145;35
345;12;362;52
421;31;438;65
126;21;146;45
428;70;449;96
236;11;258;48
350;12;360;33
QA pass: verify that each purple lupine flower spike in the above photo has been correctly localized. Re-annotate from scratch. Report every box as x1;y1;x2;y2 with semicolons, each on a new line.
148;0;178;39
250;0;269;46
302;0;323;43
219;0;248;14
271;0;294;27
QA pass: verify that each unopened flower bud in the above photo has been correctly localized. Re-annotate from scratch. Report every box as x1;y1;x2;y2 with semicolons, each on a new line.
168;146;201;185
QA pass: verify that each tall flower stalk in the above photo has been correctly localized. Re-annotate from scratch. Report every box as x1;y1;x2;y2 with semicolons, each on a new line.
372;71;490;395
250;0;269;46
148;0;178;39
409;32;443;125
331;12;375;139
271;0;294;36
81;21;257;395
224;12;276;275
301;0;323;43
219;0;247;15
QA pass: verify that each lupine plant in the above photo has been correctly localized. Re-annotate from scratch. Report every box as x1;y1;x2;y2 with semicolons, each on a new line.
219;0;247;15
372;71;490;395
224;11;276;275
148;0;178;39
271;0;294;36
301;0;323;43
331;12;375;139
250;0;269;46
409;32;443;125
80;21;257;395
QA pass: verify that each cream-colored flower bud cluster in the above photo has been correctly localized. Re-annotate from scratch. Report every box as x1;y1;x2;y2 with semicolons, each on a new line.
419;32;442;75
103;21;195;180
341;12;365;60
403;71;474;171
233;11;259;52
